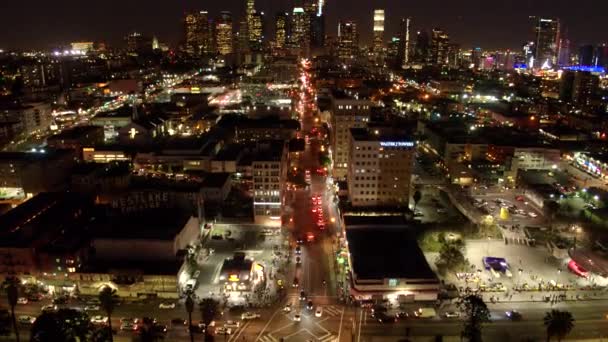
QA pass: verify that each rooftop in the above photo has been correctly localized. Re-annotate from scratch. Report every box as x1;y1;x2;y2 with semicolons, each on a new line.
201;173;231;188
48;125;102;140
91;209;190;240
346;227;437;280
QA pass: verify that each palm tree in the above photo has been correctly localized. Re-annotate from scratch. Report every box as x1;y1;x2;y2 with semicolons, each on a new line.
199;298;219;342
186;293;195;342
3;276;20;342
544;309;574;342
457;294;490;342
31;308;93;342
99;286;118;342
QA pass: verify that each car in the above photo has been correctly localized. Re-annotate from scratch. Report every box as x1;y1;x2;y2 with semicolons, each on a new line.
293;278;299;288
90;316;109;325
17;297;28;305
296;237;304;244
307;301;314;310
120;317;139;325
315;307;323;317
515;196;525;202
396;312;409;319
296;256;302;264
120;322;137;331
528;212;538;218
283;304;292;312
295;246;301;255
216;327;232;335
293;314;301;322
506;310;522;321
159;302;176;309
300;291;307;301
376;312;397;324
153;324;168;334
241;312;261;320
306;232;315;242
84;305;100;312
171;318;186;325
437;208;447;214
224;320;240;329
444;311;461;318
312;207;317;213
18;315;35;325
41;304;57;313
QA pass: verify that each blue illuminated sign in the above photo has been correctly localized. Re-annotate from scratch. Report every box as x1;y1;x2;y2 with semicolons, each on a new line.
564;65;606;73
380;141;415;147
514;63;527;69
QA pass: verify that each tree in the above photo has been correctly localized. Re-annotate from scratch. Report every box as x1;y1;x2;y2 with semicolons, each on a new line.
319;153;331;167
199;298;219;342
413;190;422;212
0;308;11;336
457;294;490;342
2;277;20;342
544;310;574;342
545;201;560;230
98;286;118;342
435;240;467;275
186;293;195;342
31;308;93;342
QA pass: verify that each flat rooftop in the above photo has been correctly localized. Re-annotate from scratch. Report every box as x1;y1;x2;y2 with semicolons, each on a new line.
91;209;190;240
350;127;414;144
201;173;231;188
48;125;102;140
345;226;436;281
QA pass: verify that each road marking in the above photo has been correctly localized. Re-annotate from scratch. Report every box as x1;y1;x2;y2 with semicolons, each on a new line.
258;335;278;342
255;308;281;342
319;334;337;342
229;321;250;342
357;308;362;342
323;305;342;316
336;307;345;342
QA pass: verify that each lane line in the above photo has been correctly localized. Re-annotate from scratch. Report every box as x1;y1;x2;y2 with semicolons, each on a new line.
255;308;281;342
336;307;345;342
229;321;250;342
357;308;362;342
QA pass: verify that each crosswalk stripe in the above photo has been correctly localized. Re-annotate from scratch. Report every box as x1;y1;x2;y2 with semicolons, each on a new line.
319;334;337;342
323;306;341;316
258;335;278;342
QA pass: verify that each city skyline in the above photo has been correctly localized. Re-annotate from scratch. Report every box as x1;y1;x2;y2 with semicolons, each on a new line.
2;0;608;50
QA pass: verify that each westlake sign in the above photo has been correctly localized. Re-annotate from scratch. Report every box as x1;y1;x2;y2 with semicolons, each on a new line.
380;141;415;147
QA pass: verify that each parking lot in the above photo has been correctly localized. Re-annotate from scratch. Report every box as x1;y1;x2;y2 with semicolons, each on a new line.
469;188;545;228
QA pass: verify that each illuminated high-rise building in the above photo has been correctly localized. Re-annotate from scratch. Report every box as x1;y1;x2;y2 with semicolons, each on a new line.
338;20;358;60
215;11;233;55
373;9;385;52
246;0;256;26
249;11;264;50
275;12;288;48
291;7;310;56
184;11;212;56
430;28;450;65
531;17;560;68
398;17;411;66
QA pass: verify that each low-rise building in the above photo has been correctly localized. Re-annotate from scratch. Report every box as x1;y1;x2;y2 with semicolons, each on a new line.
343;216;440;302
252;141;287;226
47;125;105;158
200;173;232;202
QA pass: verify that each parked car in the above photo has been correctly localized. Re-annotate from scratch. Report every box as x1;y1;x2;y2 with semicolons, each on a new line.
216;327;232;335
17;297;28;305
120;322;137;331
241;312;261;320
315;307;323;317
90;316;109;325
444;311;461;318
18;315;35;325
293;314;301;322
84;305;100;312
224;320;240;329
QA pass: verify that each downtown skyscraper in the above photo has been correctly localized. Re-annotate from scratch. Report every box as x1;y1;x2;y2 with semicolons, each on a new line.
338;20;358;60
399;17;412;66
184;11;212;56
531;16;560;68
373;9;385;53
215;11;233;55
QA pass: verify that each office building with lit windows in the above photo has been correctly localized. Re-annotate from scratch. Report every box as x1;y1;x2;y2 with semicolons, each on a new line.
531;17;560;68
252;142;287;226
338;20;358;60
347;128;414;207
330;92;372;179
274;12;288;48
372;9;385;53
184;11;212;55
215;11;233;55
291;7;310;56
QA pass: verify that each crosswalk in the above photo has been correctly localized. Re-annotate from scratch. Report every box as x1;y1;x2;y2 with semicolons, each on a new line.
258;333;337;342
322;305;342;317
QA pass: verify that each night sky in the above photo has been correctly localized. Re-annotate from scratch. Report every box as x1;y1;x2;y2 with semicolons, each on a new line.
1;0;606;50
